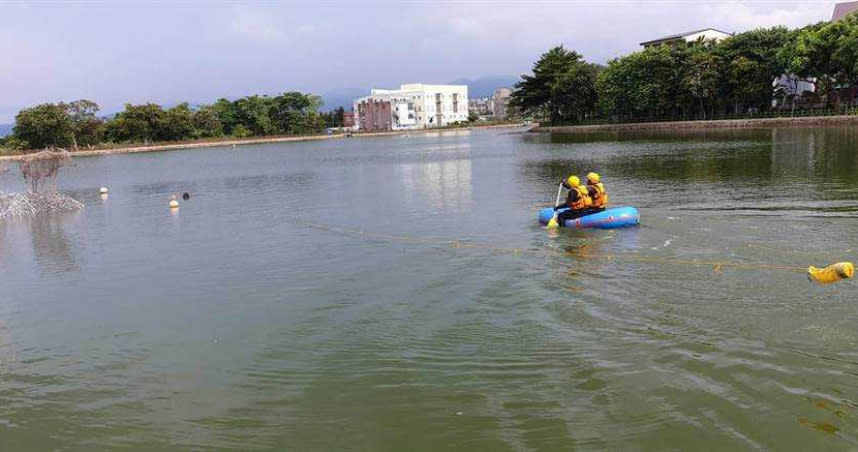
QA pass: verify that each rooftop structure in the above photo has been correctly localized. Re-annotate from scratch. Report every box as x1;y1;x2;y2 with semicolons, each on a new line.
832;1;858;21
640;28;733;48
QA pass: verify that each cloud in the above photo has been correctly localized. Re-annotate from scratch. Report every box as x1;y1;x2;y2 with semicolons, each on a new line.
446;17;490;40
228;6;288;43
0;0;839;122
700;0;828;30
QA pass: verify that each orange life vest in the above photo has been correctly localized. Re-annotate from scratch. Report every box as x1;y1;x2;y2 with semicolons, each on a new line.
569;185;592;210
589;182;608;208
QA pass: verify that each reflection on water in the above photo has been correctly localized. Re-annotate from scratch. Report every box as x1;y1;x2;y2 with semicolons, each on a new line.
28;214;81;273
2;126;858;450
0;212;81;275
400;159;472;213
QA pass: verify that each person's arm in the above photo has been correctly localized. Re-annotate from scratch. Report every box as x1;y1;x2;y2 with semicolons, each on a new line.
556;189;578;210
588;186;597;197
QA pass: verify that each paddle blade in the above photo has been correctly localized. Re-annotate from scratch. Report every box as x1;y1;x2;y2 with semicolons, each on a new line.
547;216;559;229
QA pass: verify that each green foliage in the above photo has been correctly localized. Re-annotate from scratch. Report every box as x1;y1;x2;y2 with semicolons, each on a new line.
160;103;195;141
192;105;223;138
105;103;164;143
232;124;253;138
597;45;683;120
65;99;104;148
716;27;791;110
0;135;27;153
13;103;75;149
9;91;326;150
468;110;479;122
323;107;346;128
511;45;600;125
683;43;722;118
778;17;858;107
531;20;858;123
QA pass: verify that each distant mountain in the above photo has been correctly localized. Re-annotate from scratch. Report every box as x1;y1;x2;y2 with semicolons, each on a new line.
448;75;519;98
320;88;370;111
0;124;12;137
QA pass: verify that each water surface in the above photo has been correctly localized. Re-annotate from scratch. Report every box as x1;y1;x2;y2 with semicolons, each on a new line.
1;127;858;450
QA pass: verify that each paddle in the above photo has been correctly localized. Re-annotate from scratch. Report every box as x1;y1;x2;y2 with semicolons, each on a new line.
547;182;564;229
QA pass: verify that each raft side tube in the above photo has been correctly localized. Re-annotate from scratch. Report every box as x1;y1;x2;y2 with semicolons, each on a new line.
538;206;640;229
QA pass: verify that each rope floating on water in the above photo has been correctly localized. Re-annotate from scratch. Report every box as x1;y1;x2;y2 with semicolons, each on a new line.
298;220;835;276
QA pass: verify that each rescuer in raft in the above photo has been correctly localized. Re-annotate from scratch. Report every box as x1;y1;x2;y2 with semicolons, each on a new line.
585;172;608;212
553;175;593;225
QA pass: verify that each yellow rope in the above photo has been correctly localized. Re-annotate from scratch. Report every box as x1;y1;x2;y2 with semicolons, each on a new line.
299;220;810;274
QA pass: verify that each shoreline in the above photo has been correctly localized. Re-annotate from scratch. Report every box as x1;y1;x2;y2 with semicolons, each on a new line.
0;123;527;161
532;115;858;134
351;122;528;138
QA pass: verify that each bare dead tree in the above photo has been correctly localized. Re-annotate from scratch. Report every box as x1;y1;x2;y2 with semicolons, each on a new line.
17;148;72;194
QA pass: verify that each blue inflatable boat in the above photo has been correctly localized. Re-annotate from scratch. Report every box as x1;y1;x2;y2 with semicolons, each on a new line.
538;206;640;229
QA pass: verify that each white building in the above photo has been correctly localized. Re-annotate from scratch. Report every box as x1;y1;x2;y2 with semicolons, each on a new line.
640;28;733;48
353;84;468;131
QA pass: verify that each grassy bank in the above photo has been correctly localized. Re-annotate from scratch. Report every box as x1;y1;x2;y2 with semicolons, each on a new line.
532;115;858;134
0;134;340;161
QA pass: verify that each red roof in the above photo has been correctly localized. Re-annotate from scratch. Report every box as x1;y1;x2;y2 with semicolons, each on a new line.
833;1;858;21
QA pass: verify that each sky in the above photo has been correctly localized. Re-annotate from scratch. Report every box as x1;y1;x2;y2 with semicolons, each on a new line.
0;0;840;122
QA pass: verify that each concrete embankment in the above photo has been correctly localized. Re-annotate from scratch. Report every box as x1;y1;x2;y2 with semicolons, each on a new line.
532;115;858;134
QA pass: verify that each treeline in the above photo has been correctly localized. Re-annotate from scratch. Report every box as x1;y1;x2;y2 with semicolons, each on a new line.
1;92;333;151
323;107;346;128
511;14;858;124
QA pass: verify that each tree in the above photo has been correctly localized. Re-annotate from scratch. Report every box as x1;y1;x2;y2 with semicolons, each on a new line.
270;92;310;134
725;56;764;113
334;106;345;127
233;95;275;136
192;105;223;138
716;27;791;112
13;103;75;149
17;149;72;193
552;63;601;124
212;98;240;134
781;22;843;107
683;43;722;119
468;110;479;122
511;45;599;125
104;103;165;143
828;14;858;104
158;103;195;141
597;45;680;120
0;135;27;153
65;99;103;148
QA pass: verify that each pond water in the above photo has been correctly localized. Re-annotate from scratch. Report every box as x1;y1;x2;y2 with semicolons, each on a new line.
1;126;858;450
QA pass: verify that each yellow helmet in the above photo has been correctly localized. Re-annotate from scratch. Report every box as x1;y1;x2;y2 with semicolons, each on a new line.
566;175;580;187
587;172;600;184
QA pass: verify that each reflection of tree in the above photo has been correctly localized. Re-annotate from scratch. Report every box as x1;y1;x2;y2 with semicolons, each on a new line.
523;128;778;184
545;128;772;144
29;214;79;273
772;127;858;183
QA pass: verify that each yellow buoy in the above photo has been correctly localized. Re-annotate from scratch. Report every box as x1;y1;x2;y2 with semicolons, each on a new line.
99;186;109;194
169;195;179;209
808;262;854;285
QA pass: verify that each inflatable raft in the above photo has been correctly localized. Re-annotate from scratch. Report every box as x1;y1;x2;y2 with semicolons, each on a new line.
538;206;640;229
